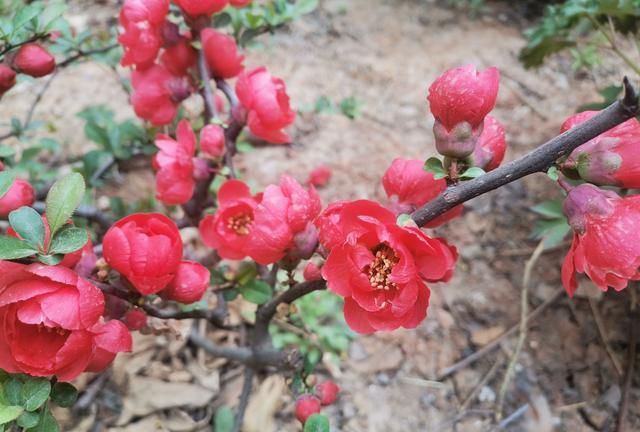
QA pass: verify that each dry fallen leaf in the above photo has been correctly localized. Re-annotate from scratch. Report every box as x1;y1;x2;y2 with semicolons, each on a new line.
471;326;505;346
243;376;286;432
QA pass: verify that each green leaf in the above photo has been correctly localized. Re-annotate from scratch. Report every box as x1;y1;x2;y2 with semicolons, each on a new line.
4;377;22;405
37;254;63;266
16;411;39;429
303;414;330;432
213;405;234;432
424;157;446;177
235;261;257;285
26;409;58;432
0;171;16;199
0;405;23;425
50;383;77;408
12;3;42;31
460;167;485;179
546;166;559;181
48;226;87;255
0;236;37;260
45;173;86;236
222;288;239;302
22;379;51;412
8;207;45;249
238;280;272;305
0;144;15;157
295;0;319;15
531;200;564;219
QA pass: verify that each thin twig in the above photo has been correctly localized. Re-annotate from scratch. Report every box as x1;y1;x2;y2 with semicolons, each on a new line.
495;240;545;420
486;404;529;432
438;289;564;380
57;44;119;69
589;296;623;377
460;357;503;412
232;368;255;432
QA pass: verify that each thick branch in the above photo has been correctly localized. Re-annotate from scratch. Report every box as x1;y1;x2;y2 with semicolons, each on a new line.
412;77;640;226
196;41;218;122
256;279;327;326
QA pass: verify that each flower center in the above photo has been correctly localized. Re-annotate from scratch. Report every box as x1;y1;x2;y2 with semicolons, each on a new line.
227;213;253;236
367;244;399;291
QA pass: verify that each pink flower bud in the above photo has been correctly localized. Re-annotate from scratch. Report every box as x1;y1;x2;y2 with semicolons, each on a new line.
315;381;340;406
174;0;228;18
295;395;321;424
13;44;56;78
469;115;506;171
303;262;322;281
562;183;617;234
0;178;34;217
200;124;225;158
307;166;332;187
0;65;16;96
162;261;210;304
201;28;245;79
124;309;147;331
192;158;211;180
160;21;182;46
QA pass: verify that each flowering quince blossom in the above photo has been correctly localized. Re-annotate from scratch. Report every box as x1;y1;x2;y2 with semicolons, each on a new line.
427;64;500;158
561;111;640;188
0;178;35;217
562;184;640;296
295;395;321;424
0;65;16;96
161;261;210;304
200;124;225;158
0;262;132;381
12;43;56;78
174;0;228;18
103;213;183;295
199;176;320;265
315;381;340;406
236;67;296;144
202;28;245;79
161;36;197;76
382;158;462;228
303;262;322;281
131;64;191;126
307;165;332;187
118;0;169;69
469;115;506;171
317;200;457;333
153;119;197;205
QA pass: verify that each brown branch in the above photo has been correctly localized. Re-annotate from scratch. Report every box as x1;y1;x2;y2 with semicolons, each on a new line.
232;368;254;432
57;44;119;69
411;77;640;227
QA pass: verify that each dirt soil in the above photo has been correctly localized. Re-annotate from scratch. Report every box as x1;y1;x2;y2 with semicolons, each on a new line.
3;0;639;431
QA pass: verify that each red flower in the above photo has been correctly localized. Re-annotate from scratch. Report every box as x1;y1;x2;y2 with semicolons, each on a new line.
200;124;225;158
131;64;191;126
161;261;210;304
13;44;56;78
303;262;322;281
153;119;196;205
229;0;252;7
319;200;457;333
174;0;228;17
428;65;499;131
236;67;296;144
315;381;339;406
307;166;332;187
469;115;506;171
295;395;321;424
0;65;16;96
199;176;319;264
103;213;183;295
382;158;462;227
0;178;34;218
120;0;168;27
201;29;245;79
160;37;197;76
119;22;162;69
562;111;640;188
562;184;640;296
0;262;132;381
427;65;500;158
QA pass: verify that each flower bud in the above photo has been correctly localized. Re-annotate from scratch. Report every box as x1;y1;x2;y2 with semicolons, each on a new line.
295;395;321;424
230;0;251;7
174;0;228;18
315;381;340;406
200;124;225;158
160;21;182;47
468;115;506;171
124;309;148;331
0;178;34;217
192;158;211;180
201;28;245;79
13;44;56;78
0;65;16;96
307;166;332;187
162;261;210;304
167;76;193;103
303;262;322;281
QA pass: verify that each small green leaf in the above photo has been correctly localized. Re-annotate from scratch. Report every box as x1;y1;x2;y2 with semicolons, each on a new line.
424;157;446;177
303;414;330;432
0;144;15;157
50;383;77;408
0;405;23;425
223;288;239;302
531;200;564;219
8;207;45;249
295;0;319;15
22;379;51;412
0;171;16;199
45;173;86;236
460;167;485;179
48;226;88;255
235;261;257;285
16;411;39;429
26;409;58;432
4;377;22;405
396;214;412;226
0;236;37;260
213;405;234;432
547;166;559;181
238;280;272;305
37;254;63;266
